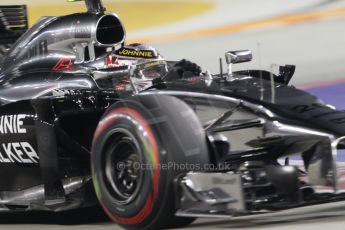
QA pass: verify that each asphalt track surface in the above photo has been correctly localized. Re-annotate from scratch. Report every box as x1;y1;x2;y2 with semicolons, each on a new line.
3;0;345;229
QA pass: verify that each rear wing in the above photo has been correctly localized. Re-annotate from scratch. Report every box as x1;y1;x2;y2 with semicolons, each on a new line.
0;5;28;57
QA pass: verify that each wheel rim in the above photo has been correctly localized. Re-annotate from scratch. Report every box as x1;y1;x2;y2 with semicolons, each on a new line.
104;128;143;204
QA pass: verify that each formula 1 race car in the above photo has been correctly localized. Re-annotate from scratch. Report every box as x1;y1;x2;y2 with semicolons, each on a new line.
0;0;345;229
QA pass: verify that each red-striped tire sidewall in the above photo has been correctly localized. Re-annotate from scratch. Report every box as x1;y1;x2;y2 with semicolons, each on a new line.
91;106;161;226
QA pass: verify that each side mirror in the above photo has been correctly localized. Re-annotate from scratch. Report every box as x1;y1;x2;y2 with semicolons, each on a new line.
225;50;252;64
225;50;252;76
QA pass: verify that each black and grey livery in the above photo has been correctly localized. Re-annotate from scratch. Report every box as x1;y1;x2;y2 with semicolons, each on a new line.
0;0;344;230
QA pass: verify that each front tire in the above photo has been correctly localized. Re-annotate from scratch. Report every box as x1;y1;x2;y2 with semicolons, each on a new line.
91;94;209;229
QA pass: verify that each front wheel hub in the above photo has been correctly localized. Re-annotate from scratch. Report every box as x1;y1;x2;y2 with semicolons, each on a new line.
104;129;143;204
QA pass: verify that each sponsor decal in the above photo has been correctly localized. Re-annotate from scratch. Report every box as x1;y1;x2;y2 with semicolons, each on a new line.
52;57;73;71
0;115;39;164
0;115;26;134
116;47;156;59
0;142;39;164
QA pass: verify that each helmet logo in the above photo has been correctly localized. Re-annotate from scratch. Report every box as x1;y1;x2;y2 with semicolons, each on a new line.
116;47;156;59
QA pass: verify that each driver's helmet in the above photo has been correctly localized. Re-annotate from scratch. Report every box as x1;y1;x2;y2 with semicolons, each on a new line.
115;43;163;61
114;43;168;80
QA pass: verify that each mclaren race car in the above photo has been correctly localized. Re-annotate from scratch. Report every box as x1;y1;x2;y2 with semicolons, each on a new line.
0;0;344;229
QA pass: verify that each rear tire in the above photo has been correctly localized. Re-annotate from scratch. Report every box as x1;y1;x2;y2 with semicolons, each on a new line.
91;94;209;229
